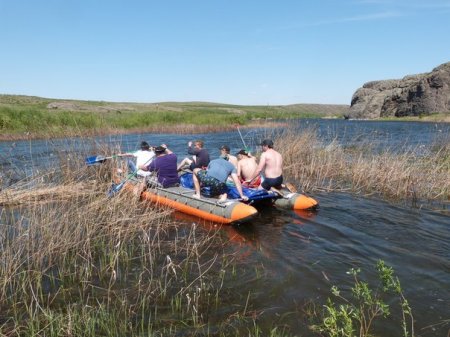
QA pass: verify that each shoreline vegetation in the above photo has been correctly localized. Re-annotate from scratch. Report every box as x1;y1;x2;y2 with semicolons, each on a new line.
0;128;448;335
1;94;448;141
0;94;349;141
277;129;450;208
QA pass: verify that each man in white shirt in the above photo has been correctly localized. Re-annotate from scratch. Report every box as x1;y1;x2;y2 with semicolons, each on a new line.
119;141;155;177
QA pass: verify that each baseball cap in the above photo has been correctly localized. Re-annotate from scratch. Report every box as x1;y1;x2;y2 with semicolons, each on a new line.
220;145;230;152
260;139;274;147
154;146;166;154
140;141;150;150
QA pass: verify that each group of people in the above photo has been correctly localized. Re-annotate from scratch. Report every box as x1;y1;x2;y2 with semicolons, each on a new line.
121;138;285;201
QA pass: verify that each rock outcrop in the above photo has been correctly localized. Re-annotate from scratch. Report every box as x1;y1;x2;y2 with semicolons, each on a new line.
348;62;450;119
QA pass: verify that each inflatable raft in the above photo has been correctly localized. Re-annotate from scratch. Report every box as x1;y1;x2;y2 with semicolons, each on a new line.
115;170;317;224
122;178;258;224
179;172;318;210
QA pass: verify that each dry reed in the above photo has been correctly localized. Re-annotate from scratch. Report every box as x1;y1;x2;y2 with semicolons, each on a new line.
277;128;450;205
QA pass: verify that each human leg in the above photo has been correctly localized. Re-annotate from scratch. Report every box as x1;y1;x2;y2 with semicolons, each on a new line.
127;159;137;172
192;168;202;198
177;157;193;171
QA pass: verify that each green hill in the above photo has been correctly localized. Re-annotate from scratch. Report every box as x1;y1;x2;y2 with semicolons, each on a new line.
0;94;349;139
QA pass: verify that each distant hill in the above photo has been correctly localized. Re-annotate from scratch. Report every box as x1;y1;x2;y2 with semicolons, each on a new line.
0;94;350;139
0;94;349;118
348;62;450;119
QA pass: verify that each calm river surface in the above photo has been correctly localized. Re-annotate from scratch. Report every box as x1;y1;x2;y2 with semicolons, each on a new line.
1;119;449;336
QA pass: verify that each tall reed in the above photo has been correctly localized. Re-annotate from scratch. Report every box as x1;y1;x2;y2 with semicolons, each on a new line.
277;128;449;205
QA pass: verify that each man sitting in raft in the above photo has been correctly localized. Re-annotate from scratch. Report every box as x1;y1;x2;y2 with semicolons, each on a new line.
139;144;180;188
219;145;238;168
192;154;248;202
177;140;210;171
118;141;155;177
249;139;284;194
236;149;260;187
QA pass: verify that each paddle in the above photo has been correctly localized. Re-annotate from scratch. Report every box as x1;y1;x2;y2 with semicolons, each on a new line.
85;155;116;166
235;125;248;151
107;170;137;198
107;155;154;198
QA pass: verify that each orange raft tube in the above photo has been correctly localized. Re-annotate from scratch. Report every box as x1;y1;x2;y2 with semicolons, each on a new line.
274;193;319;210
272;188;319;210
123;181;258;225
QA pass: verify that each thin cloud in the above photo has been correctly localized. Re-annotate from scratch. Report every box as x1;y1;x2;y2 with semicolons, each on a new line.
355;0;450;10
298;10;401;28
339;11;400;22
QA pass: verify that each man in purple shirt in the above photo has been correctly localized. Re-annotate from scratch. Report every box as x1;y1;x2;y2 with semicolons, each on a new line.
140;145;179;188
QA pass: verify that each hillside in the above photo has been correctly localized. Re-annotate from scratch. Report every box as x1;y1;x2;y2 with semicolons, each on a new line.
0;94;349;140
0;94;349;117
348;61;450;119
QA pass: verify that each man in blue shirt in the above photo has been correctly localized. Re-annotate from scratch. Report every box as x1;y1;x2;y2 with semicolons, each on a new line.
192;154;248;202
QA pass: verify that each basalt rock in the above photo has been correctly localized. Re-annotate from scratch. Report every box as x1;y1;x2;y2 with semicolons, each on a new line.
348;62;450;119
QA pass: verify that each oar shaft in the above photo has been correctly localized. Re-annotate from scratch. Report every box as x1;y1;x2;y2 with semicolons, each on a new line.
236;126;247;149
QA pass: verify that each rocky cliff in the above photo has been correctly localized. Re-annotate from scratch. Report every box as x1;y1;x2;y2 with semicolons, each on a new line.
348;62;450;119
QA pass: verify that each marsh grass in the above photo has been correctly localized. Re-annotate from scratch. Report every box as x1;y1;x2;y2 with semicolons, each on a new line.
277;128;450;206
0;145;270;336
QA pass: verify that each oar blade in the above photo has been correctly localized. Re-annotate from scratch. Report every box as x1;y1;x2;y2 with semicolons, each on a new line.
107;182;125;198
85;155;107;166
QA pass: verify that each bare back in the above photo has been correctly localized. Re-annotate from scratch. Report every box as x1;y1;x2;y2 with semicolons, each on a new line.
237;157;257;181
258;148;283;178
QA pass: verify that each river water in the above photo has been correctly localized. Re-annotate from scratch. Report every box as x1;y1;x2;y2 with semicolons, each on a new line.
0;119;449;336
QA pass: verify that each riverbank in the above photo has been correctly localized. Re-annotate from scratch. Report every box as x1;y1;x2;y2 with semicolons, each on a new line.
0;94;349;141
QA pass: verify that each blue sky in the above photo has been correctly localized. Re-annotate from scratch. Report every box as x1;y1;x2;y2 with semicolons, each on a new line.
1;0;449;105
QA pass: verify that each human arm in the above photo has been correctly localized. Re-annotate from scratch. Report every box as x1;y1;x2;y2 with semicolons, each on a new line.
187;142;200;155
249;153;265;180
140;160;156;172
117;152;134;158
161;144;173;154
231;173;248;201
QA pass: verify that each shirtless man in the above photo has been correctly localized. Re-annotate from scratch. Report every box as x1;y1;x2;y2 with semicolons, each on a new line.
250;139;283;192
236;149;259;187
